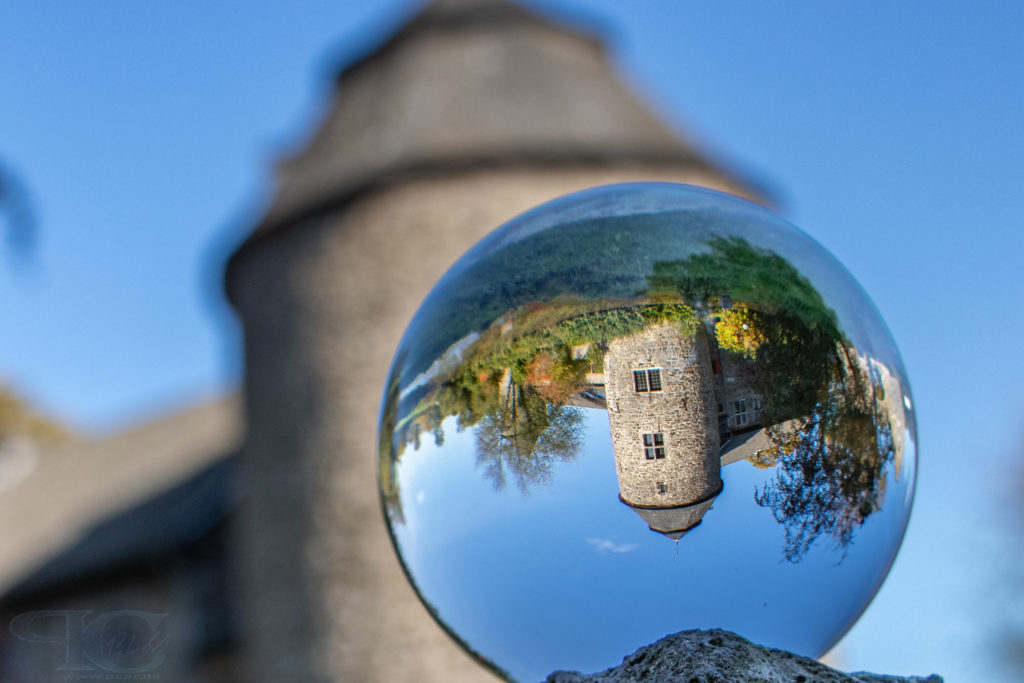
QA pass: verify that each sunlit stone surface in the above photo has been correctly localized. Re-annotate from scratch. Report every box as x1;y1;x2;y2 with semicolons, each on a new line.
378;183;917;682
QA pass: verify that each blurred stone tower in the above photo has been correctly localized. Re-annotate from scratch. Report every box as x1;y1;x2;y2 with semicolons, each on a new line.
224;0;762;680
604;323;722;540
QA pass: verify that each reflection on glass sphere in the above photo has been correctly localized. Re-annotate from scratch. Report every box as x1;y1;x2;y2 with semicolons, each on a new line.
378;183;916;682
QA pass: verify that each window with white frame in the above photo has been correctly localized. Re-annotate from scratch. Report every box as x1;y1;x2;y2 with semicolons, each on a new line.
642;433;666;459
633;369;663;393
734;399;747;426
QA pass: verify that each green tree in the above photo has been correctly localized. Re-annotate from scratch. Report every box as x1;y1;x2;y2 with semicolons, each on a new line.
714;303;765;359
753;356;895;562
647;236;841;339
0;159;36;258
473;384;583;494
0;162;62;445
647;236;844;424
0;159;65;445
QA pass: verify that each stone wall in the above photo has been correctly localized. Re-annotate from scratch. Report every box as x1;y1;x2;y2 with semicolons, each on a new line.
604;322;719;508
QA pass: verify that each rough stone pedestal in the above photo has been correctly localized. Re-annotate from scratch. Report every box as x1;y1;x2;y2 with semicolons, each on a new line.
546;629;943;683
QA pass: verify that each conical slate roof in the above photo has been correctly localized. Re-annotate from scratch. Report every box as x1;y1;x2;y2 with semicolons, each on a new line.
623;482;722;541
233;0;739;255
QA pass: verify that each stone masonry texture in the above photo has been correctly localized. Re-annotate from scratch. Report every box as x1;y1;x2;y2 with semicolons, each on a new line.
546;629;944;683
604;323;719;508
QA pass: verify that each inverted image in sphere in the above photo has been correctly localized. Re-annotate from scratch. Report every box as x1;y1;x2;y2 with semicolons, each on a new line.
378;183;916;682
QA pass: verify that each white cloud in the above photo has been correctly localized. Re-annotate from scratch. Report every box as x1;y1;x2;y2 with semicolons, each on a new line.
586;537;638;554
416;491;426;505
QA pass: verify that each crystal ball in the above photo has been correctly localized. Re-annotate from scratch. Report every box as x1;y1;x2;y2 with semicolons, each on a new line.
378;183;916;681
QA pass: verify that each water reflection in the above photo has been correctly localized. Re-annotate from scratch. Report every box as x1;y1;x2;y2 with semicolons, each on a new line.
378;184;915;681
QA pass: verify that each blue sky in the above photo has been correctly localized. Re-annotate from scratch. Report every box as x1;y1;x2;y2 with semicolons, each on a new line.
392;410;913;681
1;1;1023;680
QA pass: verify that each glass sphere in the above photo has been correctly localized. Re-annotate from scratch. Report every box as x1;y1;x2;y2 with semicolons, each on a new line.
378;183;916;681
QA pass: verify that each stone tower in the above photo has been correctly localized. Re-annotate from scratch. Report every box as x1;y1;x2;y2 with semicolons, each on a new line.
604;323;722;539
224;0;763;680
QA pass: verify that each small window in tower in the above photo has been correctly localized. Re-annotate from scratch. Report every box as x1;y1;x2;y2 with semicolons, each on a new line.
642;433;666;459
657;482;669;494
647;369;662;392
634;369;663;393
633;370;648;392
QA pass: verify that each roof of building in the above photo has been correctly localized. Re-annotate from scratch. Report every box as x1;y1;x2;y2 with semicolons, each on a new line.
2;455;236;605
0;396;241;601
720;420;802;467
621;481;723;541
226;0;762;291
